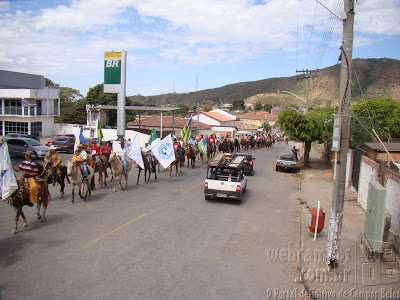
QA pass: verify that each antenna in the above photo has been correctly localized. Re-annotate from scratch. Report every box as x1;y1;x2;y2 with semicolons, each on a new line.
196;74;198;92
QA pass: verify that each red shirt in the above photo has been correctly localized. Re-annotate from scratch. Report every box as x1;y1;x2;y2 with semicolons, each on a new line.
90;145;100;156
101;144;112;154
173;142;181;151
208;136;215;143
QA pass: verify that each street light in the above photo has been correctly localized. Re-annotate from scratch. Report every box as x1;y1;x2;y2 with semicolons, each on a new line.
277;90;308;113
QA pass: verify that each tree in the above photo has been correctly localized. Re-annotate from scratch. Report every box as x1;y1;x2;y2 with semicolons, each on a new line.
254;101;263;111
261;122;271;131
202;105;212;112
263;103;273;112
232;99;245;110
278;109;323;168
56;86;86;124
350;98;400;148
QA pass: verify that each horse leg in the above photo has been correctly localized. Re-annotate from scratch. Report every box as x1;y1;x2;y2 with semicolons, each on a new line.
169;165;172;177
37;201;42;220
112;175;117;192
71;184;75;204
124;174;128;189
103;169;107;186
41;201;48;222
119;174;124;190
137;168;141;185
12;208;22;235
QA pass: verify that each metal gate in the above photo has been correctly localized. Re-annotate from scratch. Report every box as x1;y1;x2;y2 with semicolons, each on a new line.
352;147;366;191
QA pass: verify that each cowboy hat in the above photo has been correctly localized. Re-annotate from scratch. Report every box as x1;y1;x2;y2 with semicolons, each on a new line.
24;150;35;157
77;144;84;148
50;145;57;150
91;139;97;144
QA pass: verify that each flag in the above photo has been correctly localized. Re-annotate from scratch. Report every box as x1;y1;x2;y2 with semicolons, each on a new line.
0;143;18;200
126;134;144;169
180;116;192;145
198;135;208;161
151;134;175;169
148;127;158;146
73;127;86;151
96;119;103;147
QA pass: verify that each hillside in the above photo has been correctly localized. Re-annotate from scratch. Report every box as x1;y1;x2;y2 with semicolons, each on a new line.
128;58;400;108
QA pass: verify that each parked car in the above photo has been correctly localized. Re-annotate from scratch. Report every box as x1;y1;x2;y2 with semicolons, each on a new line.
3;133;40;142
276;153;298;172
7;137;49;159
46;134;75;147
51;135;76;153
204;153;247;203
232;152;255;175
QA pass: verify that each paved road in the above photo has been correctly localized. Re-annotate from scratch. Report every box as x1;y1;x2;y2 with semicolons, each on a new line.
0;143;301;299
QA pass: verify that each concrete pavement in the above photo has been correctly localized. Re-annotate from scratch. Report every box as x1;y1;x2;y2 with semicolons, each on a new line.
297;144;400;298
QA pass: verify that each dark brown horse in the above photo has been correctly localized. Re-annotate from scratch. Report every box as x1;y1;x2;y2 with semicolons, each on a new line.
234;138;240;152
6;163;51;235
186;145;196;168
45;163;69;197
207;141;216;159
137;152;158;184
169;150;183;177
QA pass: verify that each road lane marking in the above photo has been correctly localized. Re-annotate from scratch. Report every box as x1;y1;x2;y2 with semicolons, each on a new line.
83;213;147;249
180;182;204;196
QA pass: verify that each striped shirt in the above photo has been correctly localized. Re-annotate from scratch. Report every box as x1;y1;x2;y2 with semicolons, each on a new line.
19;160;39;175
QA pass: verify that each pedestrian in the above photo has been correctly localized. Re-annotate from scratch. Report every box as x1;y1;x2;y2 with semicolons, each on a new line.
292;146;298;161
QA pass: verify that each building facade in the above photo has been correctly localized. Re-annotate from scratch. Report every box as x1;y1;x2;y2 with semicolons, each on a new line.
0;87;60;137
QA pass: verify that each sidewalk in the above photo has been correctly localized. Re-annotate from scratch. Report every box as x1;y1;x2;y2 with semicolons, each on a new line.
297;145;400;298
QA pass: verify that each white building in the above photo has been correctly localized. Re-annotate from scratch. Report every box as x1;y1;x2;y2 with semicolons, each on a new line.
192;109;237;137
0;86;60;137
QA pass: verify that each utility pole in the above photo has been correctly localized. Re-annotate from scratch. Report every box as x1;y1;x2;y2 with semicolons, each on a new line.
296;69;318;113
325;0;354;269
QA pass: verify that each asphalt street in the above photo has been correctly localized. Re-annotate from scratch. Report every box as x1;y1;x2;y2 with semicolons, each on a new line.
0;143;301;299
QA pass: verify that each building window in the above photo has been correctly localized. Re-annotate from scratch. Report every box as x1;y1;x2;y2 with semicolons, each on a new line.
0;100;2;115
4;121;28;135
37;100;42;115
0;121;2;136
4;100;22;115
31;122;42;137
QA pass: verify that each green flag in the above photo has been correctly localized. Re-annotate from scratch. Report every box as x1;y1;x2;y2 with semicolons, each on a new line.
148;127;158;145
198;135;208;161
96;119;103;147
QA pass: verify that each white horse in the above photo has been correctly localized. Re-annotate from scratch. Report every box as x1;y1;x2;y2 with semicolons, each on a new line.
109;152;133;192
66;161;94;204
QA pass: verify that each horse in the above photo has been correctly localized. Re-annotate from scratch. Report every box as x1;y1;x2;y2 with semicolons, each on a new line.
169;150;183;177
6;163;51;235
234;138;240;152
207;141;216;159
66;161;95;204
45;163;69;197
109;152;133;192
137;152;157;184
86;155;108;188
186;145;196;168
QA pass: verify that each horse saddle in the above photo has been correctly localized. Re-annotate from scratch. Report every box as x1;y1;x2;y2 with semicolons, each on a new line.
79;166;91;176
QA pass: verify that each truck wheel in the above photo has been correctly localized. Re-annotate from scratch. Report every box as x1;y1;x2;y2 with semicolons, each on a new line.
275;166;279;172
67;146;73;154
205;195;211;200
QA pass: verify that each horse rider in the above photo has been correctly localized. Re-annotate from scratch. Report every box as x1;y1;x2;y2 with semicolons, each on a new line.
12;150;39;206
44;145;63;186
173;137;184;160
72;144;89;179
117;138;129;174
143;142;154;166
90;139;102;172
188;136;197;156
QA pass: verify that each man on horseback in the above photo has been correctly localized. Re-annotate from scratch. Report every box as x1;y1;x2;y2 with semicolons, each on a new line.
117;139;129;175
143;142;154;166
72;144;89;180
44;145;62;186
90;139;102;172
12;150;39;206
188;136;197;156
173;137;184;161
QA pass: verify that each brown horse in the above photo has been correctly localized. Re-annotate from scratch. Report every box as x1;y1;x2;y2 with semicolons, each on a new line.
169;150;183;177
186;145;196;168
137;152;157;184
6;163;51;235
86;155;108;188
234;138;240;152
45;163;69;197
207;141;216;159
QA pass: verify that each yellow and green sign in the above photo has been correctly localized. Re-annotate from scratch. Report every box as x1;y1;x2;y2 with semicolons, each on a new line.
104;52;122;84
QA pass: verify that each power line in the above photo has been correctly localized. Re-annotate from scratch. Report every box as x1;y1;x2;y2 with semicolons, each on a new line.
302;2;318;70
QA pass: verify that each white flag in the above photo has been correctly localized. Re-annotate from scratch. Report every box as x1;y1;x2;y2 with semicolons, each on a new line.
126;134;144;169
0;143;18;200
151;134;176;169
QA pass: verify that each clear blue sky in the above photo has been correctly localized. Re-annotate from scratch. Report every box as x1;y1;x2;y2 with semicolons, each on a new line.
1;0;399;97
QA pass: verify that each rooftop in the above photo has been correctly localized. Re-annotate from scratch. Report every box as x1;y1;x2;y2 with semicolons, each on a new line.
126;115;210;130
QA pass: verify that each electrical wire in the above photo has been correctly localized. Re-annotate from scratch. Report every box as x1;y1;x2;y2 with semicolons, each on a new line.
302;1;318;70
296;0;300;72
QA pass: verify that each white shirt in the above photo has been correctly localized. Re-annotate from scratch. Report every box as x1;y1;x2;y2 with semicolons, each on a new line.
117;147;127;160
80;149;87;160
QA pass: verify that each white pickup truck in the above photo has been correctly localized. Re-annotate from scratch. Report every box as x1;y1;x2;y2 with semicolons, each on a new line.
204;153;247;203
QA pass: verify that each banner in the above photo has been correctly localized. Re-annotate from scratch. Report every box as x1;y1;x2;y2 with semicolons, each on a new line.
151;134;176;169
126;134;144;169
180;116;192;145
96;119;103;147
0;143;18;200
73;127;86;152
148;127;158;146
198;135;208;161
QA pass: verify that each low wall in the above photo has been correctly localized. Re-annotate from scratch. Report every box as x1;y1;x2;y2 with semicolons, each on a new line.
357;156;380;210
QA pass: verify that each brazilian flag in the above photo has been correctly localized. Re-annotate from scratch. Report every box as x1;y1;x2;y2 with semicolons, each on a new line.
148;127;158;145
180;116;192;145
96;119;103;147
